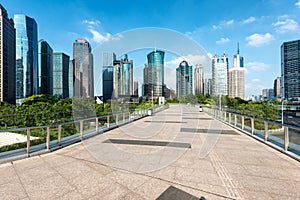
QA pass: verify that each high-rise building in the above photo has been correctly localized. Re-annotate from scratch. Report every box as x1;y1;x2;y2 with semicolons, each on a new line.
113;54;133;98
176;61;193;98
134;81;138;96
142;64;149;97
53;53;69;98
146;50;165;99
14;14;38;104
273;77;281;98
102;52;116;102
38;39;53;95
203;78;212;95
281;39;300;100
212;53;229;96
69;59;74;98
0;5;16;105
194;64;203;94
73;38;93;98
229;44;245;99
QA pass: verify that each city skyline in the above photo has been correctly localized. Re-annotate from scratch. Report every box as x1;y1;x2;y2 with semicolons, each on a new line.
1;0;300;97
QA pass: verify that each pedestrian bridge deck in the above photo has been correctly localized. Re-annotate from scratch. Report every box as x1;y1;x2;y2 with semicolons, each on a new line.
0;104;299;199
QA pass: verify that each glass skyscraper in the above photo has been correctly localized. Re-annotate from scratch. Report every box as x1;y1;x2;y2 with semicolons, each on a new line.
212;53;229;96
14;14;38;104
73;38;94;98
0;4;16;105
281;39;300;100
69;59;74;98
146;50;165;99
194;64;203;94
176;61;193;98
53;53;70;99
102;52;116;102
38;39;53;95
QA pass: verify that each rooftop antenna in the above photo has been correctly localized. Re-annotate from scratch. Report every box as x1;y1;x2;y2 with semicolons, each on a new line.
237;42;240;54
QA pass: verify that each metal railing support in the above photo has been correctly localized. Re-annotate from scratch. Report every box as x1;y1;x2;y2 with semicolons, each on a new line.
242;116;244;130
96;117;99;133
284;126;289;151
80;121;83;139
264;121;268;141
116;114;119;125
46;126;50;151
251;118;254;135
123;113;125;123
27;128;30;157
107;116;110;128
229;113;231;124
234;115;237;126
58;125;62;145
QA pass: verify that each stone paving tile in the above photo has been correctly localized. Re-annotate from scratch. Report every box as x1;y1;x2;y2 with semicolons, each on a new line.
58;189;85;200
121;191;147;200
0;181;28;200
0;163;19;185
133;178;171;199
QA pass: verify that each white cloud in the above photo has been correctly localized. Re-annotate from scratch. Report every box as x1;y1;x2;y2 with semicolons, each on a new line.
216;37;230;44
252;78;260;82
88;28;111;43
82;20;100;26
246;33;274;47
242;17;256;24
246;62;270;71
273;16;299;33
207;52;213;59
212;19;234;29
165;54;208;67
296;0;300;8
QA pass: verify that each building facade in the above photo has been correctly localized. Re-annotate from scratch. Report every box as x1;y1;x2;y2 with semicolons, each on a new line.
281;40;300;100
73;38;93;98
53;53;69;98
113;54;133;98
194;64;203;94
212;53;229;96
273;77;281;98
203;78;212;95
146;50;165;99
176;61;193;98
38;39;53;95
14;14;38;104
229;45;245;99
0;5;15;104
69;59;74;98
102;52;116;102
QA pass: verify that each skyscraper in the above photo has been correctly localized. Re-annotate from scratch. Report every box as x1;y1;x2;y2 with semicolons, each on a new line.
273;77;281;98
212;53;229;96
146;50;165;99
102;52;116;102
203;78;212;95
0;4;16;105
229;44;245;99
53;53;69;98
113;54;133;98
73;38;94;98
176;61;193;98
69;59;74;98
14;14;38;104
194;64;203;94
281;39;300;100
38;39;53;95
142;64;149;97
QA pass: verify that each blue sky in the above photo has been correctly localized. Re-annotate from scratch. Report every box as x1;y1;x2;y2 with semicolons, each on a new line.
2;0;300;97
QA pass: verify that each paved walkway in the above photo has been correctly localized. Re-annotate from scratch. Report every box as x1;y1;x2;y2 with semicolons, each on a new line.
0;104;299;199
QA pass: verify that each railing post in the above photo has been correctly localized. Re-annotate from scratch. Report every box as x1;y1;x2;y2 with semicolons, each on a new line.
242;116;244;130
80;121;83;139
96;117;99;133
27;128;30;157
116;114;119;125
58;125;62;145
123;113;125;123
107;116;110;128
224;112;227;122
128;112;131;121
229;113;231;124
264;121;268;141
251;118;254;135
284;126;289;151
234;114;237;126
46;126;50;151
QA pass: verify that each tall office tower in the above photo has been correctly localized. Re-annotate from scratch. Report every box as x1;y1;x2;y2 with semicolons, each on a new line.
229;44;245;99
113;54;133;98
14;14;38;104
53;53;69;98
0;5;16;105
134;81;138;96
73;38;93;98
147;50;165;99
142;64;149;97
194;64;203;94
38;39;53;95
281;39;300;100
273;77;281;98
176;61;193;98
262;89;269;100
212;53;229;96
203;78;212;95
102;52;116;102
68;59;74;98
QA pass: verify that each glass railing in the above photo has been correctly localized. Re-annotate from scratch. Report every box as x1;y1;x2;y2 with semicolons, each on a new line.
204;107;300;160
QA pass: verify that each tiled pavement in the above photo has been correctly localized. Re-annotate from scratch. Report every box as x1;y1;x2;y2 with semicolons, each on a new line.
0;104;299;200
